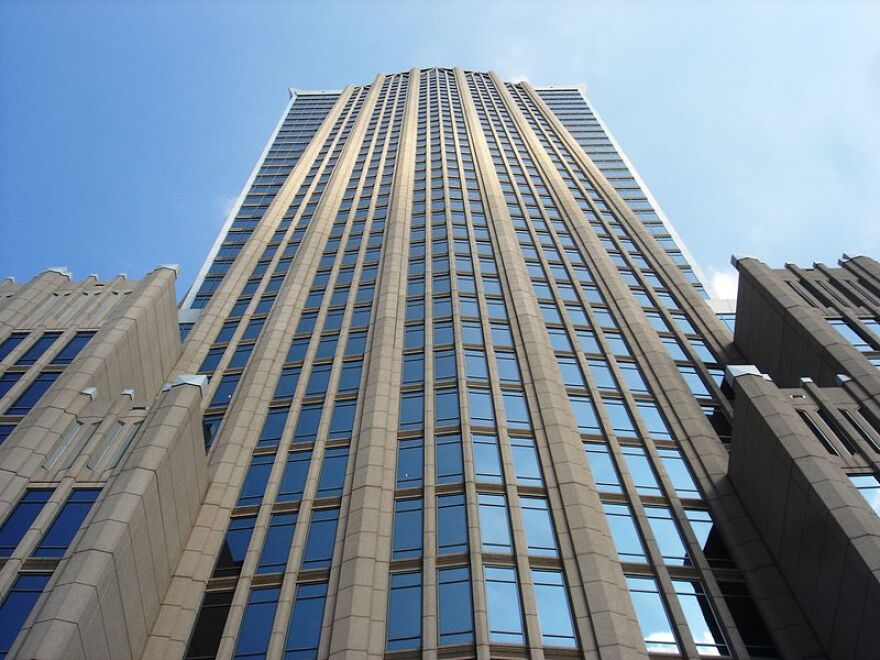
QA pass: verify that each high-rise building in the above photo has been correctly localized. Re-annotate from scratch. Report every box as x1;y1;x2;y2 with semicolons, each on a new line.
1;67;878;660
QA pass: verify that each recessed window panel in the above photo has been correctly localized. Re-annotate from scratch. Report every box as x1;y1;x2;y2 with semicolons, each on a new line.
256;511;297;574
521;496;558;557
386;572;422;651
237;454;275;507
16;331;61;365
657;448;700;499
396;437;423;489
301;508;339;570
435;387;460;428
32;488;100;558
284;582;328;658
392;498;423;560
185;591;233;660
0;489;53;557
584;442;622;493
316;446;348;498
7;372;60;416
399;391;424;431
473;433;503;484
258;408;288;447
0;573;51;658
510;436;543;486
478;493;512;553
645;506;689;566
603;503;647;563
626;576;679;654
484;566;525;644
672;580;728;656
234;586;280;659
213;515;256;577
438;566;474;645
437;493;468;555
621;446;663;497
532;569;577;648
277;450;312;503
293;404;323;443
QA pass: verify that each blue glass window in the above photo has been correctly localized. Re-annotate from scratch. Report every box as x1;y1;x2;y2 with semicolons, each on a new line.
317;446;348;498
502;391;531;430
0;333;28;361
520;496;558;557
306;363;332;396
6;372;60;416
258;408;288;447
16;332;61;365
478;493;512;553
213;515;256;577
0;573;51;657
468;387;495;426
436;434;463;484
237;454;275;506
257;512;297;574
621;446;662;497
645;506;689;565
210;373;240;407
484;566;525;644
33;488;100;557
0;489;53;557
584;442;622;493
338;361;362;392
570;396;600;434
234;586;280;659
438;566;474;645
293;404;323;443
532;569;577;648
386;572;422;651
277;450;312;503
604;503;647;562
51;331;96;365
399;391;424;431
392;498;423;560
465;349;487;380
434;349;457;381
673;580;728;656
436;493;468;555
435;387;460;428
626;576;679;654
185;591;232;660
473;433;502;484
403;353;424;384
603;398;639;439
396;437;423;489
284;582;328;658
657;448;700;498
302;508;338;569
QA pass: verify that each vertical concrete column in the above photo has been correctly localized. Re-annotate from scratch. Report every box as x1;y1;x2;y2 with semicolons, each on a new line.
326;68;420;660
457;68;646;660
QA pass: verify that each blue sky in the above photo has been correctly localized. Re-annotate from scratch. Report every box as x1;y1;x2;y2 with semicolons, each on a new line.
1;1;878;299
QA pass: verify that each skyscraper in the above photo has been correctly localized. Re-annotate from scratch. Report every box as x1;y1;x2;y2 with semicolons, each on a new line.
1;67;878;659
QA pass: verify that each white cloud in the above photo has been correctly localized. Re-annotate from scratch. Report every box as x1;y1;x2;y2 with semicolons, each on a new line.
706;266;739;300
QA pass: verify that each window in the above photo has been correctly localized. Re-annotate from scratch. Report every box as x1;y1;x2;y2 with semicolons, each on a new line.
532;569;577;648
185;591;233;660
478;493;512;553
210;374;240;407
284;582;328;658
645;506;689;566
584;442;622;493
559;356;586;388
626;576;679;654
228;344;253;370
849;473;880;515
621;446;662;496
399;391;424;431
657;448;700;499
570;395;601;434
16;331;61;365
0;489;53;557
719;582;779;657
0;332;27;361
636;402;673;440
672;580;728;656
484;566;525;644
0;373;22;399
316;446;348;498
386;572;422;651
213;515;256;577
521;496;558;557
468;387;495;426
405;325;424;349
293;404;323;443
436;493;468;555
684;508;733;568
234;586;280;659
201;413;223;452
258;408;288;447
495;352;521;383
619;362;649;394
237;454;275;506
51;331;96;365
306;363;332;396
301;508;338;569
396;437;423;489
0;424;14;445
257;512;297;574
503;391;532;430
679;366;711;398
435;349;457;381
403;353;424;384
604;398;639;438
435;387;460;428
0;573;51;657
277;450;312;503
603;503;647;562
436;433;463;484
6;372;60;416
274;367;301;400
392;498;423;560
438;566;474;645
464;349;487;380
473;433;503;483
329;400;356;440
32;488;100;557
509;436;542;486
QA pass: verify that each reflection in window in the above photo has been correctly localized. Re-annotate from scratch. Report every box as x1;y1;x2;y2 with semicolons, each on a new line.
257;512;297;574
237;454;275;507
436;434;463;484
316;446;348;498
33;488;100;557
234;586;280;659
438;566;474;645
284;582;328;658
521;496;558;557
532;569;577;648
437;494;468;555
277;451;312;503
396;438;423;489
672;580;728;656
185;591;233;660
603;503;647;563
485;565;525;644
473;433;503;483
213;515;256;577
302;508;339;570
626;576;679;654
0;573;51;658
392;498;423;560
584;443;622;493
0;489;53;557
657;448;700;499
621;446;662;497
478;493;512;553
849;473;880;515
386;572;422;651
644;506;689;566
